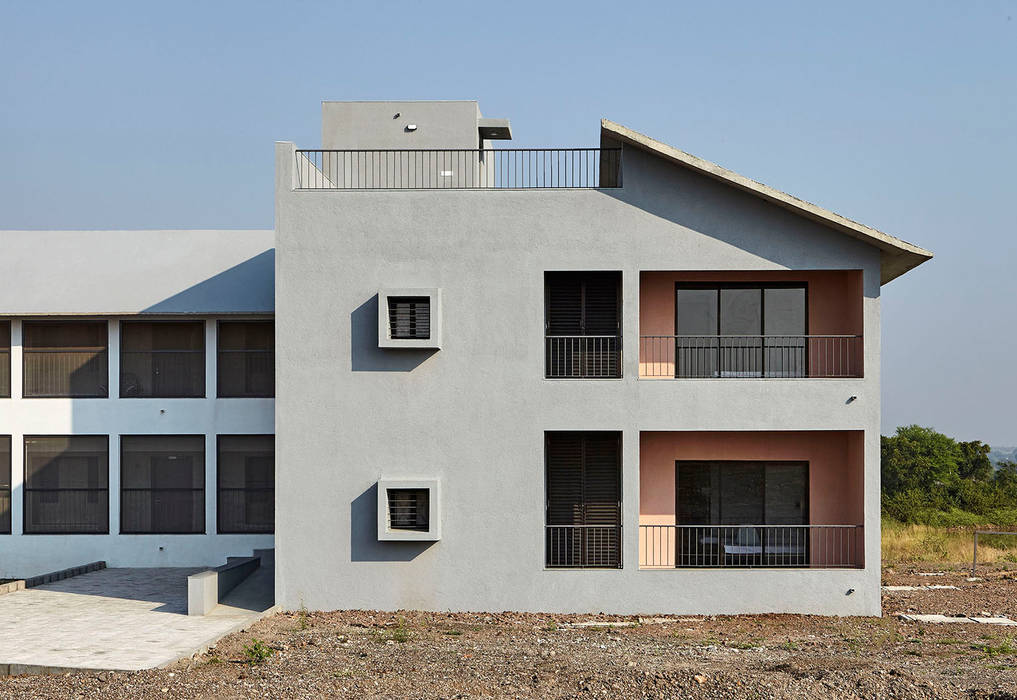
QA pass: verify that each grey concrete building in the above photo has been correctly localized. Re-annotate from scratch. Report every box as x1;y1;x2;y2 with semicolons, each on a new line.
1;100;931;616
273;100;931;616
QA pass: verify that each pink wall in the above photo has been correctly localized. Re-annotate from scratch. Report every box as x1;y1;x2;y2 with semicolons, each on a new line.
638;431;864;567
638;271;864;378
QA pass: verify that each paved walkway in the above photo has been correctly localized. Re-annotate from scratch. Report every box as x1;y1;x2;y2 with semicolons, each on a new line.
0;567;275;673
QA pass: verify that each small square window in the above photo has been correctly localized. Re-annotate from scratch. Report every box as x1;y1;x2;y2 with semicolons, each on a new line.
377;478;440;541
378;288;442;349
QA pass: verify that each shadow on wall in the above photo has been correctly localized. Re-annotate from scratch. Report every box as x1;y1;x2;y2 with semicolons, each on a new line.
351;295;437;371
350;483;434;562
143;249;275;314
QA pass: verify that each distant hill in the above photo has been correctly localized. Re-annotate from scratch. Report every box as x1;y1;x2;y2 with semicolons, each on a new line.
990;447;1017;466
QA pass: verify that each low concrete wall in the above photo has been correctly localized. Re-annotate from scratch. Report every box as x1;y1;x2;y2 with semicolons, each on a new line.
188;555;262;616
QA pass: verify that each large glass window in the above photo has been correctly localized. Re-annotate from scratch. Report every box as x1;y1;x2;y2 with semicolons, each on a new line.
545;431;622;568
676;460;808;567
0;437;10;534
121;322;205;398
23;322;108;398
217;321;274;398
0;322;9;398
217;435;274;534
121;435;204;534
24;436;109;534
675;284;806;377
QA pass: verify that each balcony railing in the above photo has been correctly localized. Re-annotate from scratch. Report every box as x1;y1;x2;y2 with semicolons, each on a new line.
296;148;622;190
639;524;863;569
545;335;622;379
638;335;862;378
546;525;622;569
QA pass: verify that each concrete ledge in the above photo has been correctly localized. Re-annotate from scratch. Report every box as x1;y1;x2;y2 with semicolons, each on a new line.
187;570;219;617
0;580;25;596
188;555;262;616
23;561;106;589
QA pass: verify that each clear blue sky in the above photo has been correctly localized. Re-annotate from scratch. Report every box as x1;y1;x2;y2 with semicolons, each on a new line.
2;1;1015;443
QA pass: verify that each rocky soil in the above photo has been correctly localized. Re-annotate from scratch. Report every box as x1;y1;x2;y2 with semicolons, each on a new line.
4;568;1017;699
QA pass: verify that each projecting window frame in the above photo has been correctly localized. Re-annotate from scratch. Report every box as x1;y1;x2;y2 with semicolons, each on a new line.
22;320;109;398
216;320;275;398
23;435;110;535
120;434;206;535
120;320;206;399
0;322;10;399
377;478;440;541
0;436;10;535
377;288;442;349
216;434;274;534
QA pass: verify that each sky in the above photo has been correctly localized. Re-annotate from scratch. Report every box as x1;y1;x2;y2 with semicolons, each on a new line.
1;1;1015;443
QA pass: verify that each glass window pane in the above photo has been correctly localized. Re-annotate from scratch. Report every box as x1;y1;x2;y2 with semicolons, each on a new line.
719;463;764;524
23;322;108;398
217;322;274;398
121;435;204;534
24;436;108;534
0;322;9;398
121;322;205;398
0;436;9;534
676;288;717;335
719;288;761;335
763;288;806;335
217;435;274;534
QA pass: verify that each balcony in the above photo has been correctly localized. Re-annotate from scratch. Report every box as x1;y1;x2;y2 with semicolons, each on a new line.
639;271;865;379
639;334;862;378
639;431;865;570
295;148;622;190
639;524;862;569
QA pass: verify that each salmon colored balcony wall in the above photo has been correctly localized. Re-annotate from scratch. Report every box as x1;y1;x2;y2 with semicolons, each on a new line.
638;431;864;567
639;271;864;378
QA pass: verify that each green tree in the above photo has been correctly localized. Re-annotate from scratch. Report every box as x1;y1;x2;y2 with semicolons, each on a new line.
958;440;994;482
881;425;961;496
995;460;1017;491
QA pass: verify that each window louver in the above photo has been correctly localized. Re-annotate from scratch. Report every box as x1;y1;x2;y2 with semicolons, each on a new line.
387;488;429;531
545;432;621;568
387;297;431;340
0;436;10;534
545;272;621;378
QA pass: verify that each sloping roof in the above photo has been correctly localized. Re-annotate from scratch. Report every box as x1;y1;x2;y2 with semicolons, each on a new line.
601;119;932;284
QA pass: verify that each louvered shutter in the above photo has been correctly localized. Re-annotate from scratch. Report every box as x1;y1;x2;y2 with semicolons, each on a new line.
388;297;431;340
545;432;621;567
545;273;621;378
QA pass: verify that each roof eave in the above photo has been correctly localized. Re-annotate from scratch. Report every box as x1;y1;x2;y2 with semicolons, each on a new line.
600;119;933;285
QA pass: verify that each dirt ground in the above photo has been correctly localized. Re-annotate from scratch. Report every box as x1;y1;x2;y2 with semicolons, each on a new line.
4;568;1017;699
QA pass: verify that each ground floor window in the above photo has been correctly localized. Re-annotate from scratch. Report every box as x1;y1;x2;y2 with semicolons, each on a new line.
0;436;10;534
121;435;205;534
24;436;109;534
545;431;622;568
217;435;274;534
677;460;808;566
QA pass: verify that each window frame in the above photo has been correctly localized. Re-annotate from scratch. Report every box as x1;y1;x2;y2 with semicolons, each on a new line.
0;321;10;399
119;320;206;399
674;282;809;337
23;434;110;535
0;435;10;534
21;320;109;399
216;434;274;534
216;320;275;398
119;434;206;535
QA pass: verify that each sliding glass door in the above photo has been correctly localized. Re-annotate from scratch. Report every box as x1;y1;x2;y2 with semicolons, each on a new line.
675;284;806;377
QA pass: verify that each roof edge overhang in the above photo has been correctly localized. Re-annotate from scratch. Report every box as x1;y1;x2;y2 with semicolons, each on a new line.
601;119;933;285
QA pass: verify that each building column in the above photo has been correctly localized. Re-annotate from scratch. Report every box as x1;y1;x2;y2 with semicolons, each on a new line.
205;319;217;537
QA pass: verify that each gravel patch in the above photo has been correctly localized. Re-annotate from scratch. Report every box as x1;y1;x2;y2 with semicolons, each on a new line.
2;568;1017;698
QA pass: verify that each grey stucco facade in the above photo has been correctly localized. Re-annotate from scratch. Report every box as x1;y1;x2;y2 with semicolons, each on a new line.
273;101;929;616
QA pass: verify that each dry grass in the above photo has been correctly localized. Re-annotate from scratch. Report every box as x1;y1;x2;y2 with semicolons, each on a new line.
882;522;1017;568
